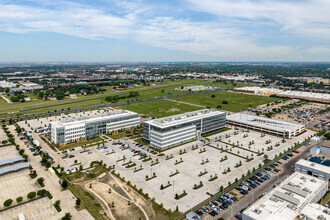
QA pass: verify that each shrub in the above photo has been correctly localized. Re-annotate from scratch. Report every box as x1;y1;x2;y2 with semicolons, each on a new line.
16;196;23;203
37;189;47;196
4;199;13;207
27;192;36;199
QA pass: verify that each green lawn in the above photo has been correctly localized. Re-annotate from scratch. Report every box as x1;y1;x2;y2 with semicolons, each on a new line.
59;137;103;151
120;99;203;118
172;91;281;112
0;79;248;118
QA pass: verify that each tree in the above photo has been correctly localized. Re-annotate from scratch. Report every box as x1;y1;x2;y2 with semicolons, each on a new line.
76;198;81;207
37;189;47;196
211;94;216;98
37;177;45;187
3;199;13;207
16;196;23;203
55;200;61;207
27;192;36;199
61;213;72;220
61;180;68;188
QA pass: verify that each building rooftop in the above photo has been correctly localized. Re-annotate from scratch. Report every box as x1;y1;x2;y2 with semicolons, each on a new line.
227;113;303;131
51;110;138;127
277;91;330;101
297;158;330;172
300;202;330;219
243;172;327;220
145;109;225;128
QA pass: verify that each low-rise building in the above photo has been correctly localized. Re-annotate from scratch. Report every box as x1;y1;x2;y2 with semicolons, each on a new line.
295;159;330;180
50;110;140;144
277;91;330;103
233;86;283;96
242;172;328;220
226;113;305;138
143;109;226;150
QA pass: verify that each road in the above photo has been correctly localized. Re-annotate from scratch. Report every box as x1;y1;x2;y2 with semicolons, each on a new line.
203;139;321;220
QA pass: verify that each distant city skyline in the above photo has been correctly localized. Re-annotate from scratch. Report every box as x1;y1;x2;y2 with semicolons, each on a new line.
0;0;329;62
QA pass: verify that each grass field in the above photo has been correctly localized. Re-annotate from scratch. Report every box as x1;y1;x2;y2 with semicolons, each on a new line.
119;99;203;118
172;91;281;112
0;79;247;118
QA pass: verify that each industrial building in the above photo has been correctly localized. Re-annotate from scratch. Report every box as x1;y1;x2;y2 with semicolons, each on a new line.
175;85;215;91
227;113;305;138
242;172;329;220
233;86;283;96
295;158;330;180
143;109;226;150
50;110;140;144
277;90;330;103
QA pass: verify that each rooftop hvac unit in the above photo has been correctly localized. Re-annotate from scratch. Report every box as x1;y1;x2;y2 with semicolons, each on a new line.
253;209;262;214
303;188;311;193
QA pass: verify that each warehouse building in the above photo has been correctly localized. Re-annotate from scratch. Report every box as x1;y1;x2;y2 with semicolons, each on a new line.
50;110;140;144
242;172;328;220
277;91;330;103
226;113;305;138
143;109;226;150
295;158;330;180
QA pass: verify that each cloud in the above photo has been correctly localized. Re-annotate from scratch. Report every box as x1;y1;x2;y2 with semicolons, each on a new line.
135;17;295;60
307;47;330;55
0;2;134;39
0;0;329;61
186;0;330;39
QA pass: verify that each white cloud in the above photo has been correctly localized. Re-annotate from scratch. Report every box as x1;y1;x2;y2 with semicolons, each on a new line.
0;3;134;39
307;47;330;55
0;0;329;61
186;0;330;39
135;17;295;60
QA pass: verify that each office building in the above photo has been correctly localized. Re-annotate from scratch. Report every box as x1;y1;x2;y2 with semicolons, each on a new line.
242;172;328;220
143;109;226;150
226;113;305;138
50;110;140;144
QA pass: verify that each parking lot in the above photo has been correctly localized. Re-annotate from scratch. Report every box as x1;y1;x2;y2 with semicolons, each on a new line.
62;127;313;212
0;127;8;142
0;176;41;206
0;197;57;220
0;145;19;160
274;102;328;124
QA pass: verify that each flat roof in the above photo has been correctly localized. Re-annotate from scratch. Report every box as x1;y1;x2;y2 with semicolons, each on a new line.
0;162;30;175
50;110;138;127
296;159;330;174
227;113;303;131
0;156;25;167
243;172;327;220
145;109;226;129
300;203;330;219
277;91;330;101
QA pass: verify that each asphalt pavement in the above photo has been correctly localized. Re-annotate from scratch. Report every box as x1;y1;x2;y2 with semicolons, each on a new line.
203;139;320;220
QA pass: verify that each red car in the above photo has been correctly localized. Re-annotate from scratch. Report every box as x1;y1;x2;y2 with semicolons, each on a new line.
293;150;300;153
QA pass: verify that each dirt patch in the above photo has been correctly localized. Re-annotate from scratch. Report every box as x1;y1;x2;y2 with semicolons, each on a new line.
166;108;180;113
91;182;145;220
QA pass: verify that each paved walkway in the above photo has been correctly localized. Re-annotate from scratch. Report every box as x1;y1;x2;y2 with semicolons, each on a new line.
1;94;11;104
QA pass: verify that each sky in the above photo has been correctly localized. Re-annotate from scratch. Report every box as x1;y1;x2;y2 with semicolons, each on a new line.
0;0;329;62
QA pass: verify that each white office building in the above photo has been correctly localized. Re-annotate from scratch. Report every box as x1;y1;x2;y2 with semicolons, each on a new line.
50;110;140;144
227;113;305;138
242;172;328;220
143;109;226;150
